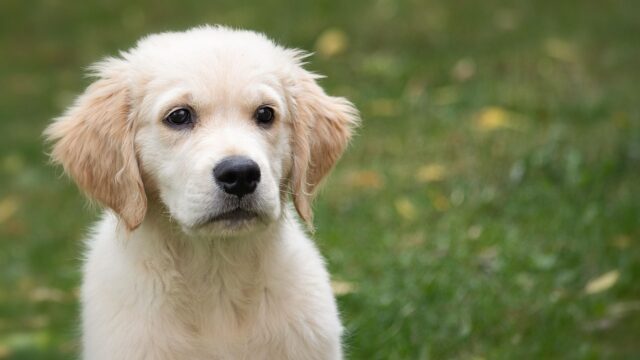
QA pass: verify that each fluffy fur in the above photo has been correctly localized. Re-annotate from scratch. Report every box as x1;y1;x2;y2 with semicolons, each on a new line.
45;26;359;359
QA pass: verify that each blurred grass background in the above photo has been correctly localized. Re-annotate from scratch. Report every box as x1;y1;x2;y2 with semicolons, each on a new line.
1;0;639;358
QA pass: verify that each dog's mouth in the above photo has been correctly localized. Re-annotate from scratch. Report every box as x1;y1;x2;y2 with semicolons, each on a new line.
211;208;258;222
195;208;262;228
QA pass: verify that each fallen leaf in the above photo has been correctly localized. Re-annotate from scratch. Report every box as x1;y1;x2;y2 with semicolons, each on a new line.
331;280;356;296
29;287;66;303
0;197;19;224
395;197;417;221
451;58;476;82
585;270;620;295
0;345;10;359
315;28;348;58
474;106;525;132
544;38;578;63
416;164;447;183
345;170;384;190
475;106;511;130
428;191;450;212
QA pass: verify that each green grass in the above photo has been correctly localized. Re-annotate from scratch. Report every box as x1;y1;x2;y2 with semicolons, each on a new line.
1;0;639;358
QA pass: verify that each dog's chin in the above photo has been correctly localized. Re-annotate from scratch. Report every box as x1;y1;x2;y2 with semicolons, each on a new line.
183;208;272;238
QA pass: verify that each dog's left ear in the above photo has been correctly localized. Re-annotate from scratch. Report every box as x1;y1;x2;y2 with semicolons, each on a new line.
44;58;147;231
289;65;360;226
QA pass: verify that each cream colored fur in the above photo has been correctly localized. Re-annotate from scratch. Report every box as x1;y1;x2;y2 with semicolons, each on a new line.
45;26;359;359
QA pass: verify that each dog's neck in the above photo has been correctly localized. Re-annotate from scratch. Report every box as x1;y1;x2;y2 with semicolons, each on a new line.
106;203;300;332
120;201;292;286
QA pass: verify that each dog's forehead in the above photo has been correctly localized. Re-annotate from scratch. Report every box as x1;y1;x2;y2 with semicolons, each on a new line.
130;27;288;82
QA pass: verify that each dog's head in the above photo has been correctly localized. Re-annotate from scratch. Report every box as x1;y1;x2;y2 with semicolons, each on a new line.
45;26;359;237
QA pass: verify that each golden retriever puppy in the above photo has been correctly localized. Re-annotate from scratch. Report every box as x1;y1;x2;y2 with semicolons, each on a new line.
45;25;359;359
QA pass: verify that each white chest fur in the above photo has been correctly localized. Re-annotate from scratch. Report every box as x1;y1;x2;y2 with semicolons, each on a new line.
80;210;342;359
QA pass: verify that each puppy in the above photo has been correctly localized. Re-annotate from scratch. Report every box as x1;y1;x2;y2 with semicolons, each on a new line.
45;26;359;359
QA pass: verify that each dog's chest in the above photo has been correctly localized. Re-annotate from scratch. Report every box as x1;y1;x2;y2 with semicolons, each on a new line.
169;276;294;358
163;256;285;350
82;219;341;359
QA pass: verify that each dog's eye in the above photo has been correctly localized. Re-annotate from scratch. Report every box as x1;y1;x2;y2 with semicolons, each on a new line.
255;106;275;126
165;108;193;128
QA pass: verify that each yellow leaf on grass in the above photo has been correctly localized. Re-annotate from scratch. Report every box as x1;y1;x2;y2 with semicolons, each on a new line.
475;106;513;131
416;164;447;183
474;106;528;132
585;270;620;294
544;38;578;63
0;197;19;224
428;191;450;212
0;345;10;358
29;287;66;303
345;170;384;190
331;280;356;296
395;197;417;221
315;28;348;58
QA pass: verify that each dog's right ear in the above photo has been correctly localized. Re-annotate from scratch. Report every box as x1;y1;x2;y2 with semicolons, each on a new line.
44;58;147;230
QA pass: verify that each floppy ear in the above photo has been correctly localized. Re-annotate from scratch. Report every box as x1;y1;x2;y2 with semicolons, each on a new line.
290;68;360;225
44;59;146;230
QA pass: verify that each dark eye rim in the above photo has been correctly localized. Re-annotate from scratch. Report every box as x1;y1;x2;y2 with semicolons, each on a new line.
255;105;276;127
164;106;195;129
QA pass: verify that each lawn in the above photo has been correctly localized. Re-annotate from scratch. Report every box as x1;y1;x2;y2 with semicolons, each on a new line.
1;0;639;358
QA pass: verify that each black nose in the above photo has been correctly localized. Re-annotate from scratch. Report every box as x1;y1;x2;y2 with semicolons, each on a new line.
213;156;261;197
